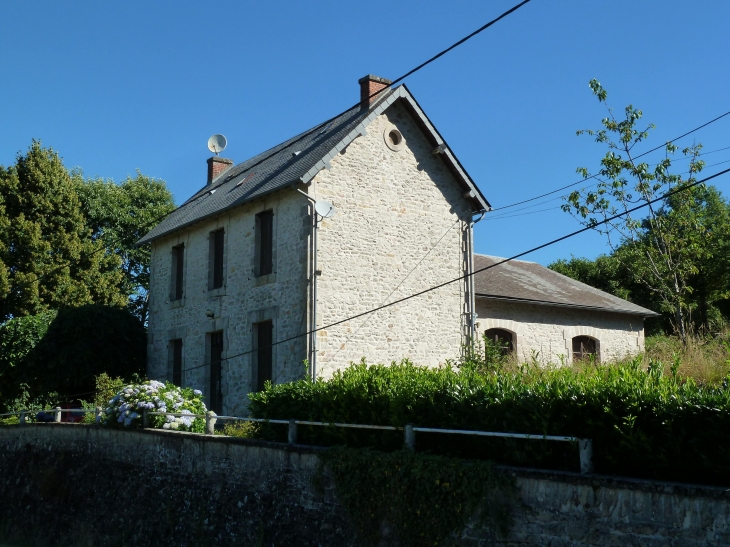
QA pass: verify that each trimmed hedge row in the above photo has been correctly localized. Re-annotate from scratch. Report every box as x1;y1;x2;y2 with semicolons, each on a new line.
248;359;730;485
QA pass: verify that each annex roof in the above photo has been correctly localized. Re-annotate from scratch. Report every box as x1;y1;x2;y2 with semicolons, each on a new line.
137;85;490;246
474;254;660;317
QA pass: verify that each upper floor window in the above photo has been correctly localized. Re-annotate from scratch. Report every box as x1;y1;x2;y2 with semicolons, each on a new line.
256;211;274;277
210;228;225;290
170;244;185;301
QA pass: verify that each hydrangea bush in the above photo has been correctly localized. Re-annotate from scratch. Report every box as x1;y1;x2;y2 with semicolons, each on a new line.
102;380;208;433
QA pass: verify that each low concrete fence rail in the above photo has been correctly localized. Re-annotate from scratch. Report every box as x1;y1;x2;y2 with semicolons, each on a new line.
2;407;594;474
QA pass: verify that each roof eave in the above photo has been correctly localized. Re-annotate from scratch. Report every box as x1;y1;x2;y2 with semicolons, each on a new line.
475;293;661;318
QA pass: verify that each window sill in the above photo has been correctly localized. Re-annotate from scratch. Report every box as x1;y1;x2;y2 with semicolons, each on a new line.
208;287;227;298
170;298;186;309
254;272;277;287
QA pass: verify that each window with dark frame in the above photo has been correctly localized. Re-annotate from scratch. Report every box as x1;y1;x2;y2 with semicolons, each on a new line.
211;228;225;289
209;331;223;414
256;320;273;392
572;336;598;361
484;328;514;356
170;339;183;387
171;244;184;300
256;211;273;276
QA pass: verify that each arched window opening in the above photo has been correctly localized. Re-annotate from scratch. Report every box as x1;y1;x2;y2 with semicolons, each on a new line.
572;336;598;362
484;328;514;356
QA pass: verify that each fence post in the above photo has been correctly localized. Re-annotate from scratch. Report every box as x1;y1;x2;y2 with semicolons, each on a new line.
579;439;593;474
19;411;26;426
54;407;62;423
404;424;416;451
142;410;149;429
288;419;298;445
95;406;102;425
205;411;217;435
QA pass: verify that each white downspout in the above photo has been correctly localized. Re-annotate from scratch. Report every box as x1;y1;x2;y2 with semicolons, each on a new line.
468;212;485;342
297;189;318;381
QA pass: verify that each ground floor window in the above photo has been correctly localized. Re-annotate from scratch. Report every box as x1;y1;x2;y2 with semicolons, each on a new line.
254;320;273;391
170;339;183;387
572;335;598;362
484;328;514;355
208;331;224;414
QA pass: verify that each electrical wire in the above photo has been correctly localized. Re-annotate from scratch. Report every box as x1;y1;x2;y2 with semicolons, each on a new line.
489;111;730;213
481;157;730;222
159;0;534;223
176;167;730;376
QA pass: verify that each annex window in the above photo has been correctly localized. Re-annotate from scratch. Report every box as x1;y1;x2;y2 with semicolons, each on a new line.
209;331;224;414
210;228;225;290
170;339;183;387
484;328;514;356
255;210;274;277
254;320;273;392
572;336;598;362
170;244;185;301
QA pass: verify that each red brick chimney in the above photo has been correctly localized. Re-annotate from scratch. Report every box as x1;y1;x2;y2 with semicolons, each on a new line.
207;157;233;185
359;75;392;109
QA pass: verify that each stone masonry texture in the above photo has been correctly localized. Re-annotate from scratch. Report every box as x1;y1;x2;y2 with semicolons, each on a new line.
476;298;645;364
312;101;471;377
147;99;474;411
147;189;310;417
1;425;729;546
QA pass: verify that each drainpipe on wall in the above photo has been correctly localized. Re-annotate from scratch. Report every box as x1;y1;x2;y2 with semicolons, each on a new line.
467;212;485;344
297;189;318;381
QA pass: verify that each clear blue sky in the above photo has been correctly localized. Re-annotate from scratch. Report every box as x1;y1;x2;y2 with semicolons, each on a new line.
2;1;729;265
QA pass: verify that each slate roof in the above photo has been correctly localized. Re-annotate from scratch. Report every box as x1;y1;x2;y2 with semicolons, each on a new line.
137;85;490;246
474;254;660;317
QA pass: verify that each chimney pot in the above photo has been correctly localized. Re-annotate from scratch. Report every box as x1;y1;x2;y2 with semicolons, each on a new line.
207;157;233;185
358;74;392;109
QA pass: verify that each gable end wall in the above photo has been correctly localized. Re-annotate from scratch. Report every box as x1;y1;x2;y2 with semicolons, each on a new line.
311;102;473;374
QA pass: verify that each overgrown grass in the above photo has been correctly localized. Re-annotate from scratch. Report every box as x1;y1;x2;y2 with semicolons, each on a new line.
249;356;730;485
646;332;730;384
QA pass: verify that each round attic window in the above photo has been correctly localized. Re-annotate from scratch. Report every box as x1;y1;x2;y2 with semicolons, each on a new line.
383;123;405;151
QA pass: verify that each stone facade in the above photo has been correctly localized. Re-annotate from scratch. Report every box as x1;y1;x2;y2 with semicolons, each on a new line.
147;189;311;416
147;100;476;412
476;298;645;364
311;102;471;376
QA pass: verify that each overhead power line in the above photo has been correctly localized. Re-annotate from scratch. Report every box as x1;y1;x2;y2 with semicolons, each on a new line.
482;157;730;222
489;110;730;213
156;0;534;226
178;167;730;376
36;1;533;285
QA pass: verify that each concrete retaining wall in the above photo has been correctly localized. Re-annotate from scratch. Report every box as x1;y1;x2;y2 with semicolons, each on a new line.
1;425;728;546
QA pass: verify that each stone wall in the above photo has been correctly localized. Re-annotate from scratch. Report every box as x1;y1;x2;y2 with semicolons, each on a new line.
476;298;645;364
147;188;310;416
312;102;472;376
1;424;728;547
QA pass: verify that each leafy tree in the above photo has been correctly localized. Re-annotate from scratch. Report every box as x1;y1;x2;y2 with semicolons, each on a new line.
562;80;710;342
0;141;125;322
0;311;56;406
75;171;175;321
22;304;146;400
548;254;632;301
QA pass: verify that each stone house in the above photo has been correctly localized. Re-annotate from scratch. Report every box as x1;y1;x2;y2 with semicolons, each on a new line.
473;254;659;364
138;75;490;416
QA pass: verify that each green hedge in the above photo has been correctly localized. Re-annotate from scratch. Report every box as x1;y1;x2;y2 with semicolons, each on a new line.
248;359;730;485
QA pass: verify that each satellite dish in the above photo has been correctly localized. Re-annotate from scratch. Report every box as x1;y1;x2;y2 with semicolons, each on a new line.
314;199;335;219
207;134;227;156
